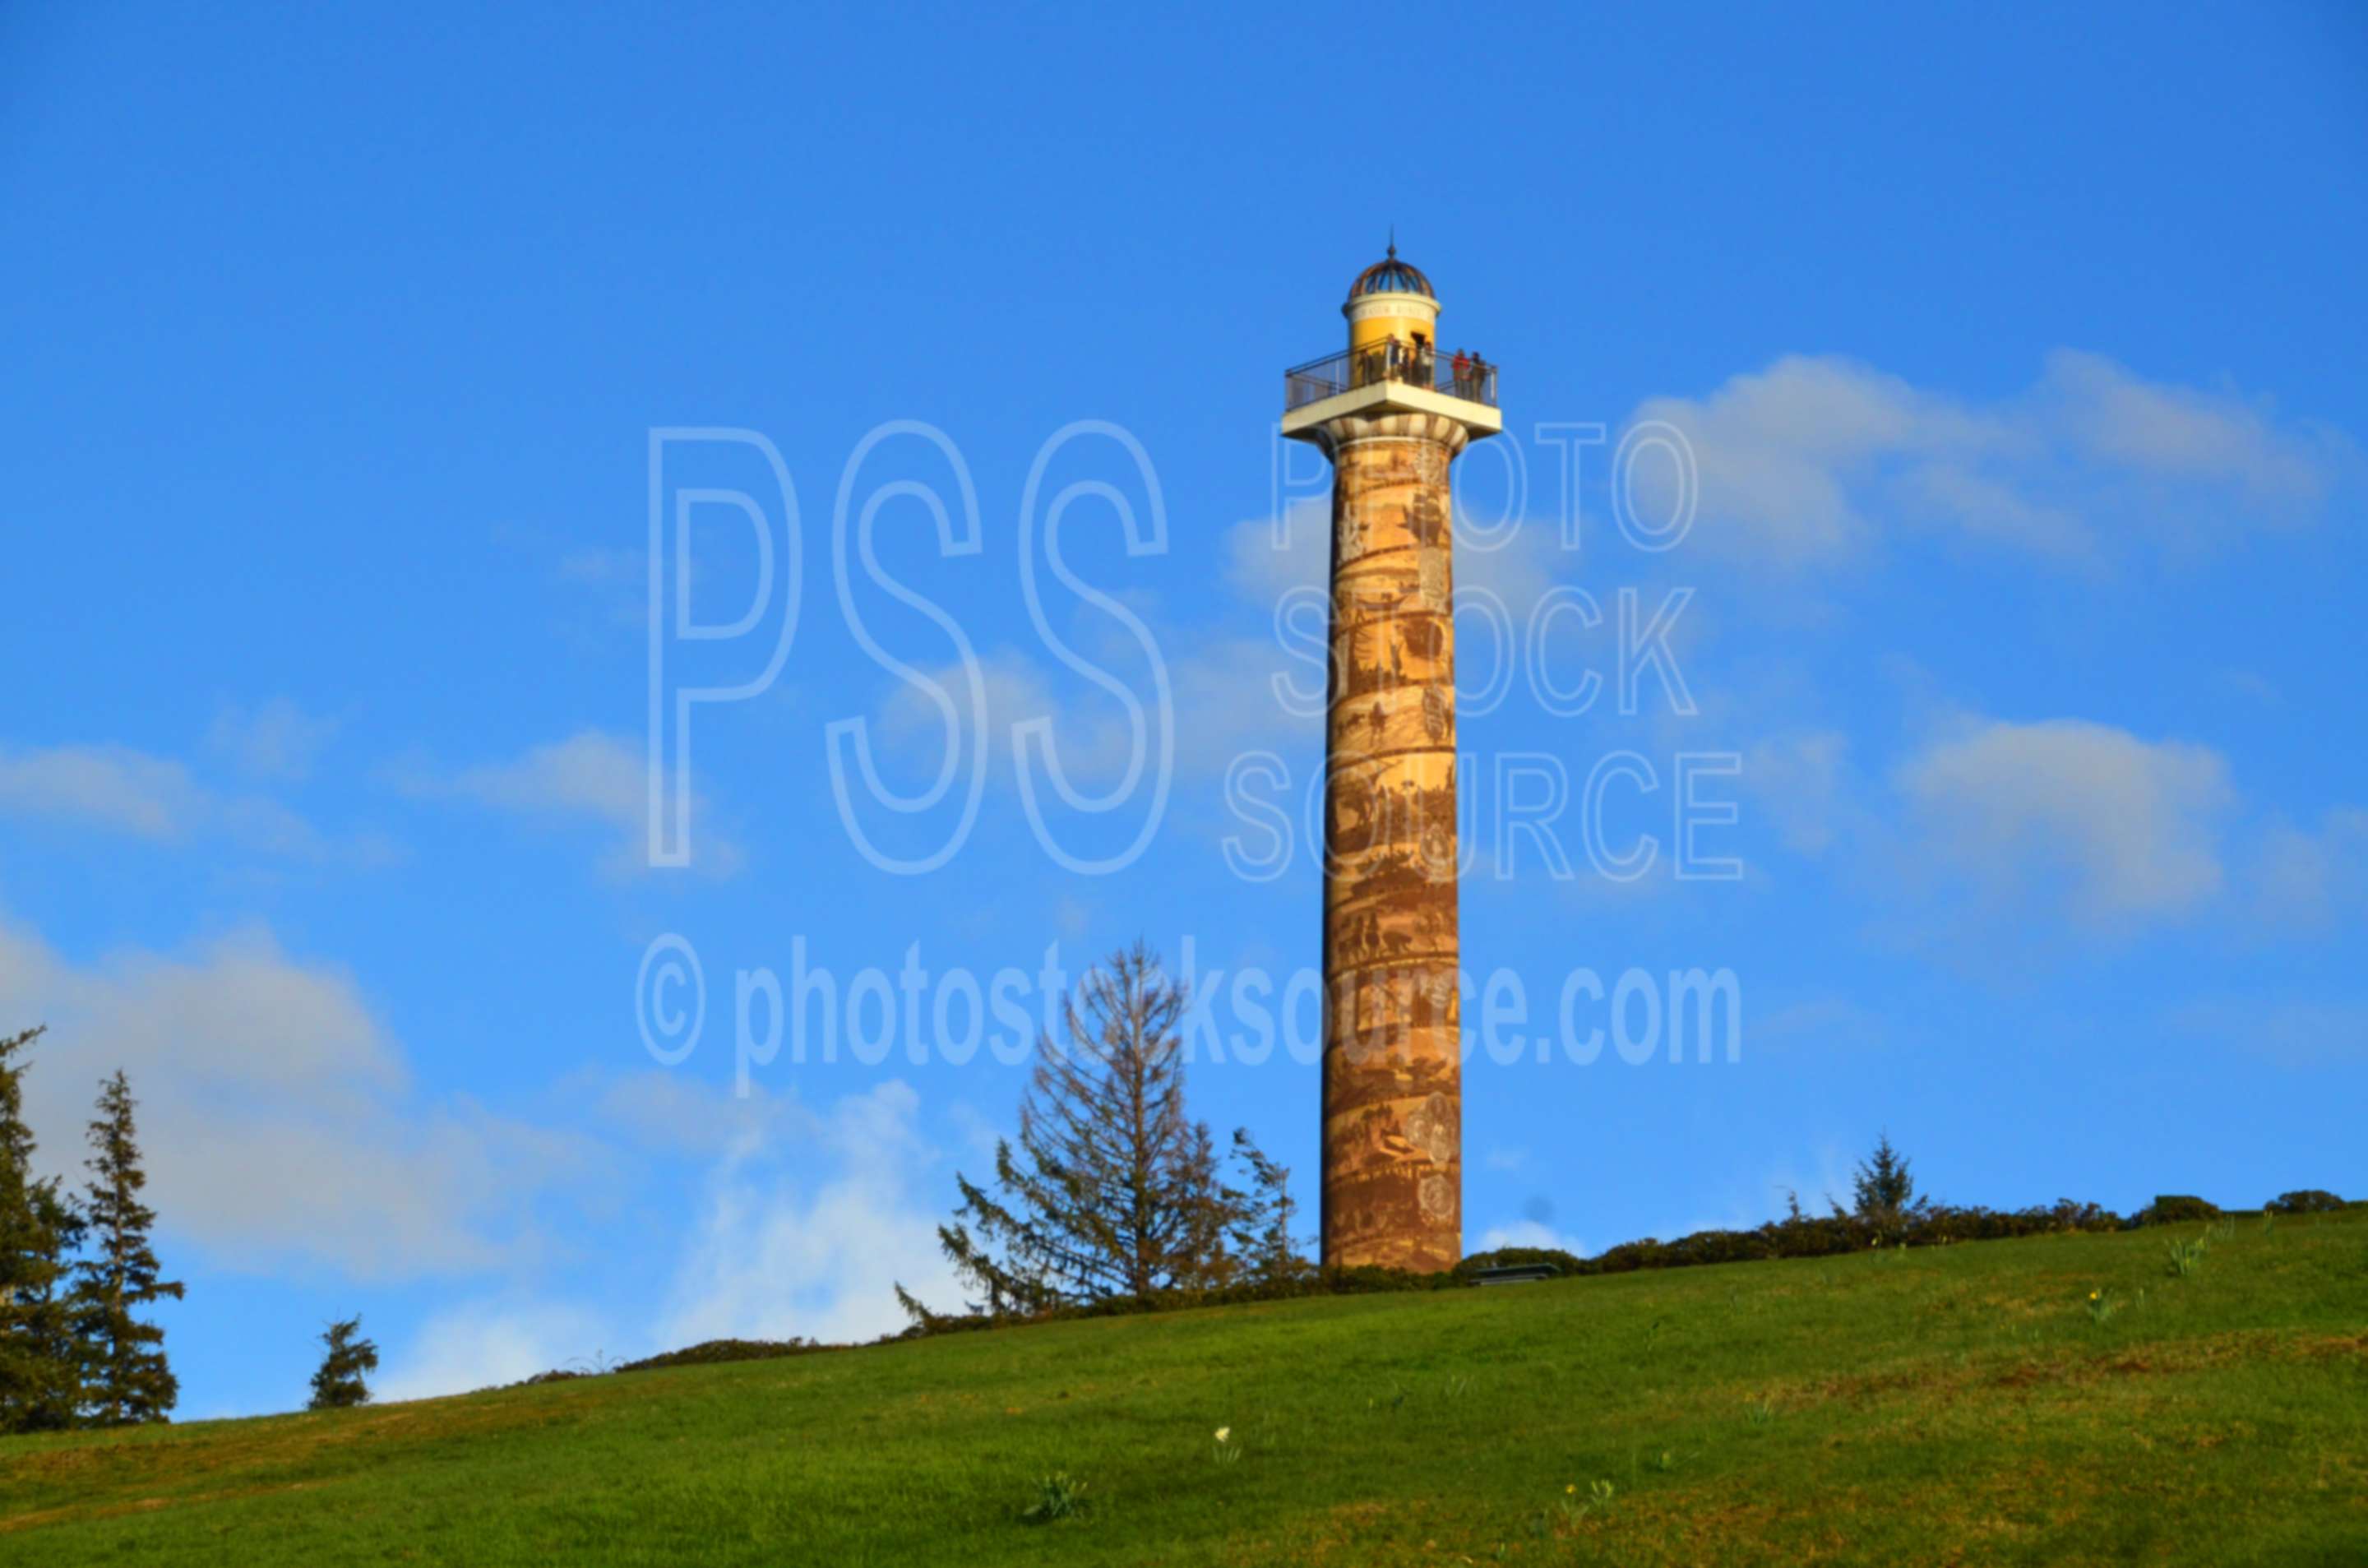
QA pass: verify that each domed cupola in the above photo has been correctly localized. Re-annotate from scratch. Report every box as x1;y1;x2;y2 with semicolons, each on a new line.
1349;243;1435;299
1341;239;1443;356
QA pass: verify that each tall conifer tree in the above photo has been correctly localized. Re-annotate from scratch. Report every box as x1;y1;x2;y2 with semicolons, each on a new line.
902;944;1263;1320
0;1025;81;1433
71;1070;183;1426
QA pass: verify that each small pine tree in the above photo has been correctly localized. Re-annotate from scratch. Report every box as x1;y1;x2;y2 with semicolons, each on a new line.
71;1070;184;1426
1228;1129;1308;1285
308;1316;379;1410
909;944;1252;1316
1851;1133;1921;1224
0;1025;83;1435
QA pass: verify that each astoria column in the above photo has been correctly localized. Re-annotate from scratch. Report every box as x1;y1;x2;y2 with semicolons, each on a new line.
1281;247;1501;1271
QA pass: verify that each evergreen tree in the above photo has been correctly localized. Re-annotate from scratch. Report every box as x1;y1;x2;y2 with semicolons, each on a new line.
1850;1132;1922;1225
1228;1129;1308;1285
308;1316;379;1410
0;1025;82;1434
904;944;1254;1317
70;1070;183;1426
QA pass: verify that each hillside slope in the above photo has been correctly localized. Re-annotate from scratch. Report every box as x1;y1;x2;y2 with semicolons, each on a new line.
4;1214;2364;1565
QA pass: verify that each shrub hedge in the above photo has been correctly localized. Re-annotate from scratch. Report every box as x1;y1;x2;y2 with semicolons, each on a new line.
2131;1194;2222;1226
1455;1198;2122;1283
550;1188;2343;1385
616;1338;825;1374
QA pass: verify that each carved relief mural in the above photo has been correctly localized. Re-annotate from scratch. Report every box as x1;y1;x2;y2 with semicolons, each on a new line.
1317;431;1465;1273
1283;250;1497;1274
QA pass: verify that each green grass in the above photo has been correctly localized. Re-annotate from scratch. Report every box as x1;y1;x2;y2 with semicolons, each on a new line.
6;1214;2366;1564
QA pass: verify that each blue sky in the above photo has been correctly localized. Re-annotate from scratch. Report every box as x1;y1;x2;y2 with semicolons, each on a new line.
3;3;2364;1414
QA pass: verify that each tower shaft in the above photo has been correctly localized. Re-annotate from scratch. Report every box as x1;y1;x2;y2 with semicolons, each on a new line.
1317;413;1467;1271
1280;247;1498;1272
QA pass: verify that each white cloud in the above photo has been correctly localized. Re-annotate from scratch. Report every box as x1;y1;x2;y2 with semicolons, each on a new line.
1168;634;1317;767
1223;497;1330;604
0;742;359;861
1740;709;2362;955
1743;730;1858;858
1627;350;2354;566
944;1099;1007;1166
410;728;742;879
1753;1145;1862;1226
1672;1144;1866;1237
1458;521;1568;617
586;1068;802;1158
1893;717;2234;932
0;918;599;1280
377;1298;615;1403
0;744;194;837
2039;349;2344;503
367;1075;988;1401
450;728;640;835
861;645;1154;824
872;633;1297;792
1629;356;2005;562
206;698;340;783
876;649;1080;779
2249;807;2368;932
655;1079;967;1348
0;907;984;1395
549;543;652;637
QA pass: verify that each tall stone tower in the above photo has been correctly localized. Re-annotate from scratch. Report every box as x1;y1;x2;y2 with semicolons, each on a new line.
1282;247;1501;1272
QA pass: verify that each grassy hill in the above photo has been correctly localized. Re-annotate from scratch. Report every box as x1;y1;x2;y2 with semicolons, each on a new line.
4;1212;2364;1565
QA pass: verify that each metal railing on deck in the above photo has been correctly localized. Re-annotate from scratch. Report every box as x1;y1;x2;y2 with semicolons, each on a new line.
1283;342;1499;412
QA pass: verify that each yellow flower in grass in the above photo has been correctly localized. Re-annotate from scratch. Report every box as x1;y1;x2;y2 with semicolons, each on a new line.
1566;1483;1577;1495
1214;1427;1230;1444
